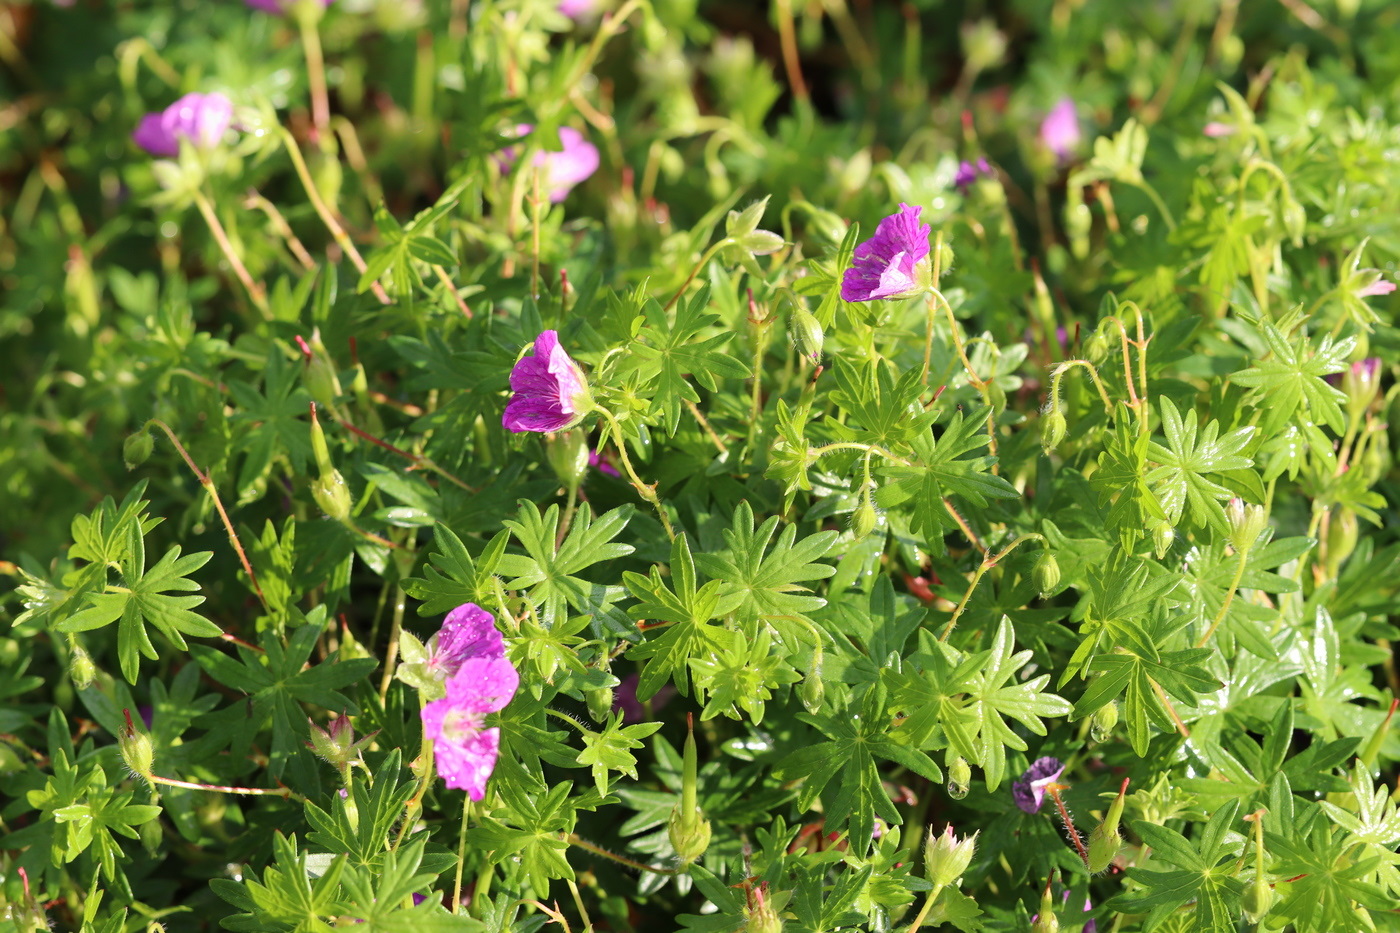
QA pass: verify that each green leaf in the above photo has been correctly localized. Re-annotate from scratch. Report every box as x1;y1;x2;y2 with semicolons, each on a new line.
1109;800;1243;932
693;500;837;625
499;501;635;633
403;525;509;616
1146;396;1255;534
1230;317;1351;435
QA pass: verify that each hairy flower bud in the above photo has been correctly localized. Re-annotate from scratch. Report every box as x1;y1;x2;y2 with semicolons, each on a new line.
1086;778;1128;873
948;757;972;799
851;493;878;540
309;403;352;522
123;429;155;470
1083;329;1111;365
70;643;97;691
1327;507;1359;576
120;708;155;782
1149;520;1175;558
1090;702;1119;744
744;884;784;933
924;825;978;888
586;682;616;724
1241;873;1274;923
790;302;825;362
800;645;825;714
1032;551;1061;596
1226;498;1268;554
1041;408;1067;452
1031;883;1060;933
545;430;590;492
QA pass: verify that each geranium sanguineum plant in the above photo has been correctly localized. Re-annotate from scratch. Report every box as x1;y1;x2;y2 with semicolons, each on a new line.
501;125;600;203
1040;97;1081;160
132;92;235;157
426;603;505;681
421;656;519;800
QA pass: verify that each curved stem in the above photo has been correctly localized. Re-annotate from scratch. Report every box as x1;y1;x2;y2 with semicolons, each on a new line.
191;189;270;319
1050;360;1116;419
295;9;330;140
664;239;730;312
902;884;943;933
1197;545;1249;648
149;774;306;803
939;534;1047;641
810;441;911;466
596;409;674;540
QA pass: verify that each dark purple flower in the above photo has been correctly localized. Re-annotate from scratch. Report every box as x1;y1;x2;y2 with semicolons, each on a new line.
132;92;234;157
502;330;594;434
840;203;932;302
501;125;600;203
612;673;675;724
427;603;504;680
1012;756;1065;814
421;656;519;800
953;157;993;192
589;449;620;478
245;0;333;14
1040;98;1081;160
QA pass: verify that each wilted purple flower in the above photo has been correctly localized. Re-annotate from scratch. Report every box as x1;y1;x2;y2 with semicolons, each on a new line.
132;92;235;157
245;0;333;14
501;125;600;203
427;603;504;680
502;330;594;433
1356;278;1396;298
840;203;932;302
1040;98;1081;160
953;157;994;192
421;656;519;799
1012;756;1066;814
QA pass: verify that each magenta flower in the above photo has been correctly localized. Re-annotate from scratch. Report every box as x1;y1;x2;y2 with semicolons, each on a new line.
589;449;621;478
1357;279;1396;298
421;656;519;800
132;92;235;157
1040;98;1081;160
1203;121;1236;138
840;203;932;302
558;0;595;17
501;125;600;203
245;0;333;14
1012;756;1066;814
427;603;504;680
953;157;993;192
502;330;594;434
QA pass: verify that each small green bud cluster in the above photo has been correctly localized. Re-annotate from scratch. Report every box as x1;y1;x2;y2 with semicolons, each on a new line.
924;825;978;888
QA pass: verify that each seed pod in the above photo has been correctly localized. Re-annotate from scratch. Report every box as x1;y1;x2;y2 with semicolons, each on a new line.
924;825;978;888
119;708;155;782
70;644;97;691
1083;330;1111;365
1090;702;1119;744
790;303;824;362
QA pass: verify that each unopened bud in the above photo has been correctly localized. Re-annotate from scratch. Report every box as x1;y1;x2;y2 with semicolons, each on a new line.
1150;521;1174;558
948;757;972;799
669;714;711;867
124;429;155;470
1090;701;1118;743
1041;408;1067;452
1032;551;1060;596
1032;883;1059;933
1086;777;1128;873
851;494;878;540
1343;358;1381;414
744;884;784;933
924;826;978;887
1083;329;1110;365
987;380;1007;413
1327;508;1359;574
70;644;97;691
545;430;590;492
789;301;824;362
800;645;825;713
726;197;770;239
935;240;955;274
120;708;154;782
296;331;343;410
1225;498;1268;553
1241;874;1274;923
586;683;615;723
309;404;353;521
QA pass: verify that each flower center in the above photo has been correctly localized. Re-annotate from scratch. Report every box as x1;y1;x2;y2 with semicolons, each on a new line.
442;710;484;743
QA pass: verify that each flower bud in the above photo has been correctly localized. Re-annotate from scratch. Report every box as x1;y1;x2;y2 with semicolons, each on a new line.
1086;778;1128;873
296;332;343;411
545;430;590;492
790;302;824;362
726;197;770;239
1090;701;1118;743
800;645;825;713
744;884;783;933
1041;408;1067;452
851;495;878;540
737;229;786;256
1241;873;1274;923
960;18;1007;72
1150;520;1175;558
947;757;972;799
1342;358;1381;414
586;682;616;723
669;714;711;867
120;708;155;782
1031;883;1060;933
924;825;978;888
1083;329;1111;365
935;240;955;274
1225;498;1268;553
69;643;97;691
309;403;353;522
1326;507;1359;575
123;429;155;470
1032;551;1060;596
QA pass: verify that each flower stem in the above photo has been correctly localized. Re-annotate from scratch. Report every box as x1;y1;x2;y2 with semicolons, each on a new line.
567;833;678;875
1050;360;1116;420
902;883;943;933
939;534;1047;641
295;7;331;141
377;585;407;703
597;408;675;540
1046;784;1090;866
452;796;471;914
1198;545;1250;648
191;189;270;319
149;774;306;803
664;239;729;312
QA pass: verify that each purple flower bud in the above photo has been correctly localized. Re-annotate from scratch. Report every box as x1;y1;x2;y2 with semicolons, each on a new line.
1040;98;1081;160
500;125;600;203
840;203;932;302
1012;756;1066;814
502;330;594;434
953;157;994;193
132;92;235;157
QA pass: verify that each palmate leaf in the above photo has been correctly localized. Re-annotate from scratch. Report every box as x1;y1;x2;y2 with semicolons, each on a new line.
1146;397;1255;534
826;358;939;451
875;407;1019;555
1267;805;1395;931
1092;408;1168;545
622;286;749;435
498;501;635;634
338;836;485;932
692;500;838;625
1230;316;1351;435
1109;800;1243;932
57;519;222;683
403;525;509;616
228;348;313;496
773;680;941;854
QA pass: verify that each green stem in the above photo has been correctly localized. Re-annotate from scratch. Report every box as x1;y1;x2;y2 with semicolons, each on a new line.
566;833;678;876
902;884;944;933
1050;360;1116;420
294;7;330;140
1129;179;1177;232
596;408;675;540
1197;544;1250;648
191;189;270;319
453;796;471;914
810;441;911;465
939;534;1047;642
664;239;730;312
